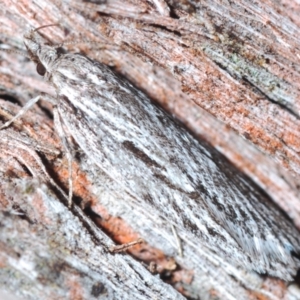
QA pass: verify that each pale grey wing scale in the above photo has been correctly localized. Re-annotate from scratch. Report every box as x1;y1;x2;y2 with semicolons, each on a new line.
53;54;300;279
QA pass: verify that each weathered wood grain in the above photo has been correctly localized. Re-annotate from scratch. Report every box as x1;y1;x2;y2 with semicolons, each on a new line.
1;1;300;299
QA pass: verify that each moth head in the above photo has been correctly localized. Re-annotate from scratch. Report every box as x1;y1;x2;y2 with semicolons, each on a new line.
23;25;61;77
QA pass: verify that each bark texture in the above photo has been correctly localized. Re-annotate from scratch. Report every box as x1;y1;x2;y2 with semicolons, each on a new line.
0;0;300;299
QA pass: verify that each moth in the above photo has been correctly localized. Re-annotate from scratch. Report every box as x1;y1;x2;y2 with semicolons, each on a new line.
2;26;300;280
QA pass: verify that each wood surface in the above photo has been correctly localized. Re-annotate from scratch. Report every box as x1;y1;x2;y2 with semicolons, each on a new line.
0;0;300;299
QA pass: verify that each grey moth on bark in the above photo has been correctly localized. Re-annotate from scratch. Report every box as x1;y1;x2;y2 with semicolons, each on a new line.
7;27;300;281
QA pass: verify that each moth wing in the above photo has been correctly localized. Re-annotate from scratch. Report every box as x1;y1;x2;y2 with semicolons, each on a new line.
54;54;300;279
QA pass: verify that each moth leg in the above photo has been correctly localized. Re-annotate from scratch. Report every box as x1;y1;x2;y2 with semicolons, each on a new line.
171;224;183;257
0;93;57;130
0;95;41;130
109;238;145;253
53;107;74;208
1;130;67;200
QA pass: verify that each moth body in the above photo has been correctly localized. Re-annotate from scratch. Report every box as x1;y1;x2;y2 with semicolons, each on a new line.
23;29;300;280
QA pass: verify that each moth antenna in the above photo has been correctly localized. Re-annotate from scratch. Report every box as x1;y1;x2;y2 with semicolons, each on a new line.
60;39;121;51
30;24;63;46
32;24;122;52
33;23;60;33
0;24;60;58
